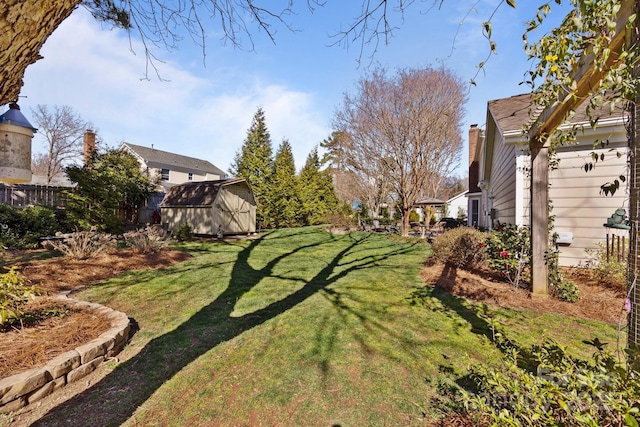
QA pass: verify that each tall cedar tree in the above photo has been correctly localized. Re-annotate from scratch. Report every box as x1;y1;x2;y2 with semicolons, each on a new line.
231;107;274;229
65;148;156;233
298;146;339;225
270;139;302;228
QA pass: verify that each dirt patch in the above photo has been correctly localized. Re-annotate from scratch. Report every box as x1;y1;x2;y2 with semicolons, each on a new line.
420;261;626;324
0;248;191;379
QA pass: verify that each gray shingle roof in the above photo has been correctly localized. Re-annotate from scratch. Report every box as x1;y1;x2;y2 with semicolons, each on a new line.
160;178;248;207
414;197;444;207
488;93;624;135
122;143;227;176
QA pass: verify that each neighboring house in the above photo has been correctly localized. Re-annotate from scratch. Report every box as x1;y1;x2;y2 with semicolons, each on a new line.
121;142;228;192
444;190;468;220
469;93;628;266
160;178;256;235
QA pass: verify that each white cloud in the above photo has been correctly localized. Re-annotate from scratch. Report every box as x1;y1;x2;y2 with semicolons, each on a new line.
20;7;330;174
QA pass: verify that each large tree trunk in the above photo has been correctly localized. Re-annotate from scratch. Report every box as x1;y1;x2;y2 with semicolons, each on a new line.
0;0;80;106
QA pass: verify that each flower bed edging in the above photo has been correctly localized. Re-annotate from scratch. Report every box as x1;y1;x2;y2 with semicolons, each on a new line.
0;296;131;413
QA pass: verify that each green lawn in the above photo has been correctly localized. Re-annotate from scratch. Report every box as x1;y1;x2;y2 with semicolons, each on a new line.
26;227;621;426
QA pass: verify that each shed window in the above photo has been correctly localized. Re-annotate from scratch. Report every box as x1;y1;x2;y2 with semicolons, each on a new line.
188;172;193;181
161;168;170;180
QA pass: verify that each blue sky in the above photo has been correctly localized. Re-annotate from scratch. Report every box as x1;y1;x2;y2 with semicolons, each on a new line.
17;1;570;177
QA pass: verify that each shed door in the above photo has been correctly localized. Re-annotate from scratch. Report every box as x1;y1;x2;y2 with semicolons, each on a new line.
217;186;253;233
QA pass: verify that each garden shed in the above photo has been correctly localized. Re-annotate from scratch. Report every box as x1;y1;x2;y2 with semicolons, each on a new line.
160;178;256;235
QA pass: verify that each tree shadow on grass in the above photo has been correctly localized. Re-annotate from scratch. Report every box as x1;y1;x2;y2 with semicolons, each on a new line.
410;263;539;391
33;229;419;427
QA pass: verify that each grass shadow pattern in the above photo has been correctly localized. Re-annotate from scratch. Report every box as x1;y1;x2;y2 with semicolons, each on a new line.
31;228;424;426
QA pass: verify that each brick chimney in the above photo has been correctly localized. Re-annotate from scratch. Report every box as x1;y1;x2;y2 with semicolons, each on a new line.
468;124;481;193
83;130;96;164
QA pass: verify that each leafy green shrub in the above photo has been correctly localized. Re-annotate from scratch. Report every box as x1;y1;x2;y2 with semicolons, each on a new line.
0;267;42;325
546;237;581;302
585;242;627;291
462;336;640;426
549;271;581;302
19;206;59;248
174;222;193;242
42;229;116;260
484;223;530;288
431;227;487;269
409;210;420;223
0;204;73;249
124;225;168;253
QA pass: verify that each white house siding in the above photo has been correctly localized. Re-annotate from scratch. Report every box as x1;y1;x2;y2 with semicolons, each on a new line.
518;127;628;266
444;191;468;219
152;167;223;186
549;137;628;266
488;135;518;228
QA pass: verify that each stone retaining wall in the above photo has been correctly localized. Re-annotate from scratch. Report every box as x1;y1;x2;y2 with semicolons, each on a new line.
0;296;131;413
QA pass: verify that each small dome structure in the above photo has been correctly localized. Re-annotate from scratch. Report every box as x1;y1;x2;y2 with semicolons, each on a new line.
0;103;36;183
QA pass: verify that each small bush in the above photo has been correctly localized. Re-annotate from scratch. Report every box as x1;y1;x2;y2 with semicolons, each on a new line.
42;229;116;260
124;225;168;253
0;204;73;249
585;242;627;291
328;213;357;229
484;223;530;288
462;335;640;426
550;278;581;302
0;267;42;325
173;222;193;242
431;227;487;269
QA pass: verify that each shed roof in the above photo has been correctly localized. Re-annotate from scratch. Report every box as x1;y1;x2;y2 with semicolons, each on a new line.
161;178;249;207
122;142;227;176
414;197;444;207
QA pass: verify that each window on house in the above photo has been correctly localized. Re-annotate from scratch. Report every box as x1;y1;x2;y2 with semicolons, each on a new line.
188;172;193;181
161;168;170;180
471;199;479;227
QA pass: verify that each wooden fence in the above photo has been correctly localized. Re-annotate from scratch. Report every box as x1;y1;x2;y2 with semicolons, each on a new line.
0;183;166;227
0;183;68;208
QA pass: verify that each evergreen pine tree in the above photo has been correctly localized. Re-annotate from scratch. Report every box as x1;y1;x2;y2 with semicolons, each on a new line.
299;146;340;225
230;107;274;229
270;139;302;228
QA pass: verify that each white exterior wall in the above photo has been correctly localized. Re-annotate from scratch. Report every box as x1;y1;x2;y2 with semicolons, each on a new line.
153;167;223;186
549;125;628;266
486;133;518;229
446;191;468;219
514;121;628;266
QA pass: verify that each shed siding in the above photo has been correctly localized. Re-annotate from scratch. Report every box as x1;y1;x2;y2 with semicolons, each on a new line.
163;207;214;235
216;183;256;234
160;179;256;235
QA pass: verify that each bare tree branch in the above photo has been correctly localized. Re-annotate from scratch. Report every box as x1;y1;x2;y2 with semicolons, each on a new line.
333;65;466;235
30;105;92;184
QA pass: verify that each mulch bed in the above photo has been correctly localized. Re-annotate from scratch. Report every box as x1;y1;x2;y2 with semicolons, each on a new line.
0;248;191;379
420;261;626;325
